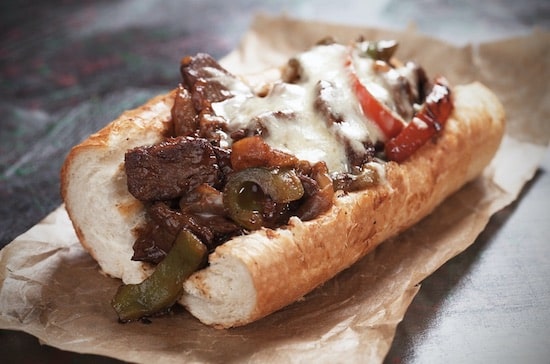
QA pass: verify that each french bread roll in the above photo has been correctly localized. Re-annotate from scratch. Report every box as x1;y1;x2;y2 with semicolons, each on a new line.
179;82;505;327
61;78;504;328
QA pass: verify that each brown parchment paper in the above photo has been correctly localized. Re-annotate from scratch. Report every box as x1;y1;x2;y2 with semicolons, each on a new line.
1;15;549;364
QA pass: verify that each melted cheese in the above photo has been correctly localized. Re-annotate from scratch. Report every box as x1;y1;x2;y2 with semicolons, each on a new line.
212;43;411;173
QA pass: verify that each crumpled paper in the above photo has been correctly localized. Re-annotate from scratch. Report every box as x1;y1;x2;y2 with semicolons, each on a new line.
1;14;549;364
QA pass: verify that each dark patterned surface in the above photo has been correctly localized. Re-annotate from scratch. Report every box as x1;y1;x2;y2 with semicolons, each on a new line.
1;1;549;363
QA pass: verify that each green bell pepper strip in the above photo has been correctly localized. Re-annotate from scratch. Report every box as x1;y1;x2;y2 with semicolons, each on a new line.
111;229;207;322
223;167;305;230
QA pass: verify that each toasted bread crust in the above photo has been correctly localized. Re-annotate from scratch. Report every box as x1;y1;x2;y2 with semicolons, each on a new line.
61;91;175;283
61;81;505;328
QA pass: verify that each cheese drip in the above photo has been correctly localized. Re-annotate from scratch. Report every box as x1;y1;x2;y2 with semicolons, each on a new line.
212;43;411;173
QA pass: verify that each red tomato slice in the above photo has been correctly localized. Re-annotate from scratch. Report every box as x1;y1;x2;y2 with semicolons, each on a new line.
385;78;453;162
346;52;405;139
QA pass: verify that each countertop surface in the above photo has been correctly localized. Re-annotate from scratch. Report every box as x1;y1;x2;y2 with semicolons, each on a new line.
1;1;549;363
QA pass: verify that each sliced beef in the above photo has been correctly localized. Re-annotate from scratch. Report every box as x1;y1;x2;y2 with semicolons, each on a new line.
388;74;416;120
230;111;295;142
313;80;375;171
172;53;254;145
412;62;431;104
125;136;221;201
314;80;344;125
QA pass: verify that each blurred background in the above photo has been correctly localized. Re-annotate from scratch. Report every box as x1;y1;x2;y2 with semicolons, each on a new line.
1;1;548;363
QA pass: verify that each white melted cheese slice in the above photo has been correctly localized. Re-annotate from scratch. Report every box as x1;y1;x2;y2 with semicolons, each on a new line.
212;43;410;173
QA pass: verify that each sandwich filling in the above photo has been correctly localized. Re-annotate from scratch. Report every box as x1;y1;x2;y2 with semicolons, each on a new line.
112;39;453;321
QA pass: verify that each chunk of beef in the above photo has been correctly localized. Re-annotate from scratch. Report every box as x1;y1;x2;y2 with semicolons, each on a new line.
345;140;376;172
173;53;254;145
131;202;185;264
196;112;228;144
211;146;232;186
132;201;242;263
295;161;334;221
125;136;221;201
179;184;225;215
180;53;237;106
172;84;198;137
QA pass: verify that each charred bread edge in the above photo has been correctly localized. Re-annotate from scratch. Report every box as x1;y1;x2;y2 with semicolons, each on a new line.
61;83;505;328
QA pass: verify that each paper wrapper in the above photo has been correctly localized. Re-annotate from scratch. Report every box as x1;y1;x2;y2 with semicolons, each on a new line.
1;15;549;363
